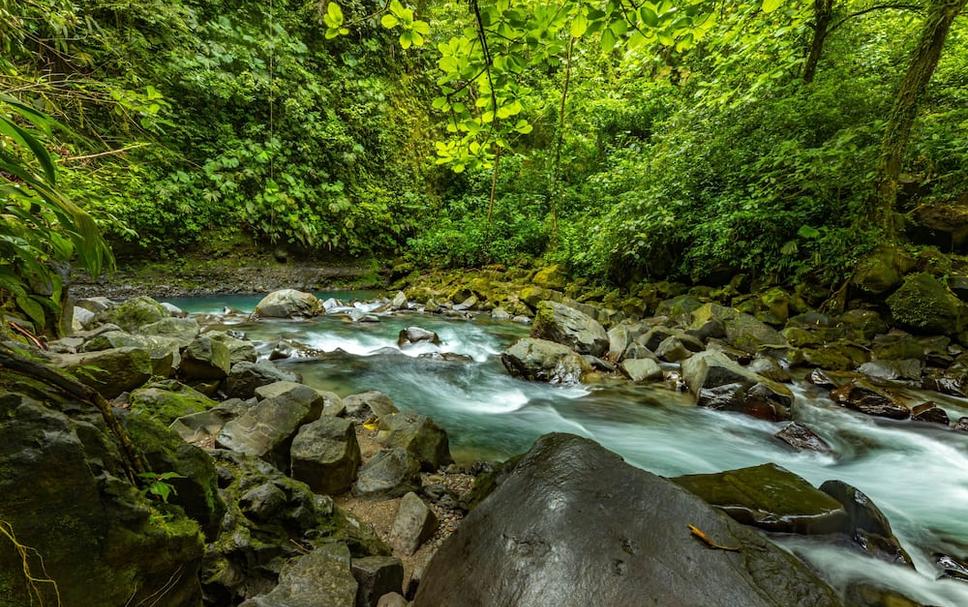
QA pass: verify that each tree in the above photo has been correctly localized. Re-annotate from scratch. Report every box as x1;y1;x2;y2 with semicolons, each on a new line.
803;0;835;82
876;0;965;232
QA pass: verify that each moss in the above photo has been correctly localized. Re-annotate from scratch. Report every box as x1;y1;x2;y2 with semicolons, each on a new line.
130;381;218;425
887;272;963;335
97;296;168;331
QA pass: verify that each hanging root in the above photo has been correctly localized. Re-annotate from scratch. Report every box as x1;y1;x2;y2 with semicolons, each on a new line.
0;520;61;607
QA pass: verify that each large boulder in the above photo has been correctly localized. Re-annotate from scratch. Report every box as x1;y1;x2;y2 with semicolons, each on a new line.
137;316;200;347
240;543;358;607
254;289;322;318
353;448;421;498
80;330;179;376
290;417;361;495
680;351;793;421
501;337;591;384
850;245;915;295
180;335;231;381
690;304;786;353
209;331;259;365
0;390;204;607
532;301;609;357
56;346;154;398
532;264;567;290
94;295;168;331
130;380;219;425
376;412;452;471
397;326;441;347
216;383;325;470
414;434;842;607
887;273;964;335
224;361;301;399
619;358;663;383
830;380;911;420
820;480;912;566
672;464;848;535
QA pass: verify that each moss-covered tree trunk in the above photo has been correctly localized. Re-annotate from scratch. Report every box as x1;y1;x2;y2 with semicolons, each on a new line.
876;0;965;233
803;0;835;83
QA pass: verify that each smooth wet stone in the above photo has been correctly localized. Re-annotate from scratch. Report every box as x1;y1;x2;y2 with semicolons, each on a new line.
858;359;923;382
414;434;842;607
390;492;437;556
681;351;793;421
352;556;404;607
353;448;421;498
180;335;231;380
620;358;663;382
254;289;322;318
224;361;300;399
830;380;910;420
290;417;361;496
531;300;609;357
673;463;848;535
774;422;832;454
910;402;949;425
820;480;913;567
240;543;357;607
376;413;452;471
398;326;440;347
501;337;591;384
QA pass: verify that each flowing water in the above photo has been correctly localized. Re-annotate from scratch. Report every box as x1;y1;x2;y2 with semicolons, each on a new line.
168;293;968;606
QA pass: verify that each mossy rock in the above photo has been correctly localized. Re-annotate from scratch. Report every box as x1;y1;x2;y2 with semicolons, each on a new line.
130;380;219;425
851;245;915;295
95;295;169;332
887;273;964;335
56;346;155;398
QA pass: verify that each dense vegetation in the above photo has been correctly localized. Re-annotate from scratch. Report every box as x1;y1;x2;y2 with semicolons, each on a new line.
2;0;967;324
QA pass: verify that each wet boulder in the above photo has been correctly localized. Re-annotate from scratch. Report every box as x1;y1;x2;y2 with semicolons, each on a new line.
820;480;913;566
137;316;200;347
353;448;421;498
130;380;219;425
830;380;910;420
254;289;322;318
690;303;786;353
376;412;452;471
910;402;949;425
389;491;437;556
344;391;399;421
858;359;923;382
501;337;591;384
93;295;168;331
673;463;848;535
180;335;231;381
681;351;793;421
655;333;703;362
397;326;441;347
80;330;178;376
850;245;915;295
414;434;842;607
619;358;663;383
56;346;154;398
290;417;361;495
216;383;325;471
531;301;609;357
224;360;301;399
240;543;358;607
209;331;259;365
887;273;965;335
774;422;832;453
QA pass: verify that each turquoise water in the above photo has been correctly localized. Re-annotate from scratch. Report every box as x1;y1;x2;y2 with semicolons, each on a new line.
176;296;968;605
163;291;381;314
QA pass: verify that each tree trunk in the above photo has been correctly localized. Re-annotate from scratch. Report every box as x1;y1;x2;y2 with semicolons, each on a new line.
876;0;965;234
803;0;835;83
550;36;575;246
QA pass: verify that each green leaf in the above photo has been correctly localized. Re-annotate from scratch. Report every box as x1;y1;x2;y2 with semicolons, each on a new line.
570;14;588;38
640;6;659;28
381;14;399;28
797;225;821;239
762;0;783;13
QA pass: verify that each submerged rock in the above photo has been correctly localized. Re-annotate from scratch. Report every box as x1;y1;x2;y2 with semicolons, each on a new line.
501;337;591;384
673;463;848;535
414;434;842;607
774;422;832;453
254;289;322;318
531;301;609;357
910;402;949;425
820;480;913;567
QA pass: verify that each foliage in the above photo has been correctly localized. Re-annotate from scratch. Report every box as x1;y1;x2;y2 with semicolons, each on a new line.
139;471;185;503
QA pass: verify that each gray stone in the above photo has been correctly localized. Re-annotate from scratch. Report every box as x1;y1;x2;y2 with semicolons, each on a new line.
351;556;404;607
344;391;399;421
80;330;178;376
240;544;357;607
290;417;361;496
619;358;663;383
180;335;231;380
774;422;832;453
377;413;452;471
209;331;259;365
501;337;591;384
532;301;609;357
254;289;322;318
93;296;167;331
390;492;437;556
858;359;923;382
160;302;186;317
681;351;793;421
397;326;441;347
137;317;199;347
820;480;913;566
71;306;95;332
390;291;407;310
353;448;421;498
76;296;114;313
225;361;300;399
55;347;154;398
377;592;408;607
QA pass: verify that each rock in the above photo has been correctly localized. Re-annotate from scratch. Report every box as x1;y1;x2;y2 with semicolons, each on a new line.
673;463;848;535
838;309;889;340
94;295;168;331
830;380;910;420
490;307;511;321
377;413;452;471
209;331;259;365
622;341;659;362
910;402;949;425
240;544;358;607
638;326;676;351
354;448;421;498
377;592;408;607
845;582;923;607
71;305;95;332
887;273;965;335
217;385;324;470
820;480;913;566
130;380;219;425
80;329;178;376
851;245;915;295
858;359;923;382
161;301;186;317
690;303;787;353
224;361;301;399
532;264;567;290
501;337;591;384
76;296;113;313
137;316;199;347
747;354;791;383
953;417;968;432
290;417;361;495
390;291;408;310
390;492;437;556
531;301;609;357
619;358;663;382
179;335;231;381
681;351;793;421
352;556;404;607
0;390;204;607
56;346;154;398
344;391;399;421
910;200;968;251
206;451;388;602
935;553;968;582
656;294;704;323
655;334;701;362
398;326;441;347
254;289;322;318
413;434;842;607
774;422;832;453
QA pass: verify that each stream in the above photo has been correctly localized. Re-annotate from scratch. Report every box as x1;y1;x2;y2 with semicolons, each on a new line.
167;292;968;606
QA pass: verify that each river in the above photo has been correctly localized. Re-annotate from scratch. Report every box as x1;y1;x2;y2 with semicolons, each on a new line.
167;292;968;606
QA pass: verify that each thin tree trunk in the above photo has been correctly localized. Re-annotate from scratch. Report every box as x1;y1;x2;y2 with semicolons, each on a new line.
803;0;835;83
876;0;965;234
550;36;575;245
